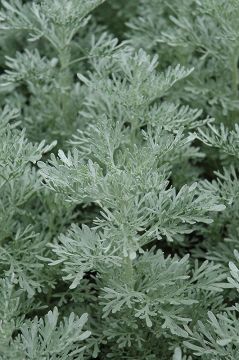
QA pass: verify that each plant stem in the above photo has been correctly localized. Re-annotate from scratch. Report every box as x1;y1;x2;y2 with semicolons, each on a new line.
231;52;239;123
125;256;135;288
232;53;238;100
58;46;72;129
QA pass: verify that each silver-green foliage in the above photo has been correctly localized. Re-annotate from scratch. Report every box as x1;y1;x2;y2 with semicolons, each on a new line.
0;0;239;359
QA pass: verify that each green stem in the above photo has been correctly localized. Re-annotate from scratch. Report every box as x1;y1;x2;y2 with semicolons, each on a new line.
63;55;90;69
46;287;52;306
58;46;72;128
230;52;239;124
59;46;71;82
63;54;101;70
232;53;238;100
124;256;135;288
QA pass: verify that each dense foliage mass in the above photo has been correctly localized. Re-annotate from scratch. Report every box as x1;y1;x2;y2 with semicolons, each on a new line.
0;1;239;359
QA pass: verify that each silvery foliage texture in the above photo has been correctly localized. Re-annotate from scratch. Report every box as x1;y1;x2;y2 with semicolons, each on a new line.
0;0;238;359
